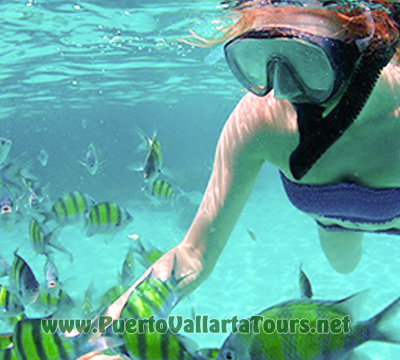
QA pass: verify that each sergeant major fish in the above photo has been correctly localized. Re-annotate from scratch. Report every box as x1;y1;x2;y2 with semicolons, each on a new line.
109;257;197;360
10;251;39;307
0;138;12;167
44;256;61;297
127;236;164;268
0;333;13;350
79;142;104;176
144;179;176;208
29;219;73;261
47;191;95;226
0;185;23;232
0;283;24;318
135;127;163;183
12;318;123;360
150;180;174;198
216;269;400;360
81;280;96;318
37;149;49;167
85;202;133;240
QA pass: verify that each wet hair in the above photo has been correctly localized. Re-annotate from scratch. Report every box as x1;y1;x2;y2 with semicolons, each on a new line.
183;0;400;63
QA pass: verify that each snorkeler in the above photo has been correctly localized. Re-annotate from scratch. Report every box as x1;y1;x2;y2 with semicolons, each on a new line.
107;0;400;320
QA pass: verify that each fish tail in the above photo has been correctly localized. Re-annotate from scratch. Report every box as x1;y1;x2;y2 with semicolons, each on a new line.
161;252;194;311
134;126;151;152
369;295;400;344
87;335;125;354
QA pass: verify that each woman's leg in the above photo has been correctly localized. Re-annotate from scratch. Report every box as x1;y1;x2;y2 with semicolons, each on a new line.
318;225;364;274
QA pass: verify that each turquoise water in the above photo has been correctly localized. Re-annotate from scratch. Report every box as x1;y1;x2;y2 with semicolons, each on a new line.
0;0;400;359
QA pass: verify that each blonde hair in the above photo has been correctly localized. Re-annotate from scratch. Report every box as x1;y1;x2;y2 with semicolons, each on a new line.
180;0;400;63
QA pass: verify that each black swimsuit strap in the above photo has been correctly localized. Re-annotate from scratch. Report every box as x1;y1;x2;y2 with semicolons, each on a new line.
289;34;399;180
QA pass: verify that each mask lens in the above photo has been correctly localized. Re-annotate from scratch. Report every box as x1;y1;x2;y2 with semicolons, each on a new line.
225;34;337;103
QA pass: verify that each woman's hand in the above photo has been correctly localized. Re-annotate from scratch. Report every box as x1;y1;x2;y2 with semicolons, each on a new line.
105;242;205;321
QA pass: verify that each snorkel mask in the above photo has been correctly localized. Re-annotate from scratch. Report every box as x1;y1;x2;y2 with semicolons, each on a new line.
224;1;400;180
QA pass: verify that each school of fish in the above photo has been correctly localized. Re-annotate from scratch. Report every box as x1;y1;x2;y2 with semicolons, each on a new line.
1;129;398;360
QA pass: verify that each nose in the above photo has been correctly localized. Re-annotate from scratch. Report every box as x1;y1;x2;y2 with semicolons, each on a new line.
269;59;303;102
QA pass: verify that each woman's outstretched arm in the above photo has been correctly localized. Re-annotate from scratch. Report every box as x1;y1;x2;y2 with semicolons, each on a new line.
106;92;298;320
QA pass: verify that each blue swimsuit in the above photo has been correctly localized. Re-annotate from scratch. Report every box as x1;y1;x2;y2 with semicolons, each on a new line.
280;171;400;235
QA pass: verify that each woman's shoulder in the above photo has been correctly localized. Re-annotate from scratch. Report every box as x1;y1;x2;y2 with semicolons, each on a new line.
227;91;299;167
232;90;299;135
360;63;400;121
381;62;400;87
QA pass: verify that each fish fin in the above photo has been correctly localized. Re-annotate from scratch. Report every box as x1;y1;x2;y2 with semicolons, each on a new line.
78;160;87;168
136;256;151;269
160;167;175;180
161;252;196;310
89;336;125;353
134;126;151;152
332;289;370;321
85;227;95;238
0;254;10;278
347;350;372;360
105;234;116;245
368;295;400;344
48;238;73;263
127;163;143;173
146;193;162;208
176;190;203;207
299;263;313;299
175;334;198;355
188;295;196;321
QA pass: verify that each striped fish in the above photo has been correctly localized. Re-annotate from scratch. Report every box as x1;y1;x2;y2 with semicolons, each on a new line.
0;284;24;320
0;347;18;360
44;257;60;296
216;274;400;360
0;334;12;350
81;281;96;318
10;251;39;307
0;285;25;329
49;191;95;226
100;284;127;310
31;287;74;319
128;236;164;268
126;236;198;322
79;142;105;176
0;185;22;232
135;128;163;183
13;318;123;360
0;138;12;166
150;180;174;199
27;257;68;318
85;202;133;238
28;219;72;261
115;258;196;360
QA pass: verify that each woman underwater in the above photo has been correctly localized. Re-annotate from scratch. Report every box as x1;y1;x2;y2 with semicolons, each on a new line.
107;0;400;320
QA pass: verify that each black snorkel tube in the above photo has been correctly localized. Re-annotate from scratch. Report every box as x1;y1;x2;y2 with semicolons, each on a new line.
289;17;400;180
